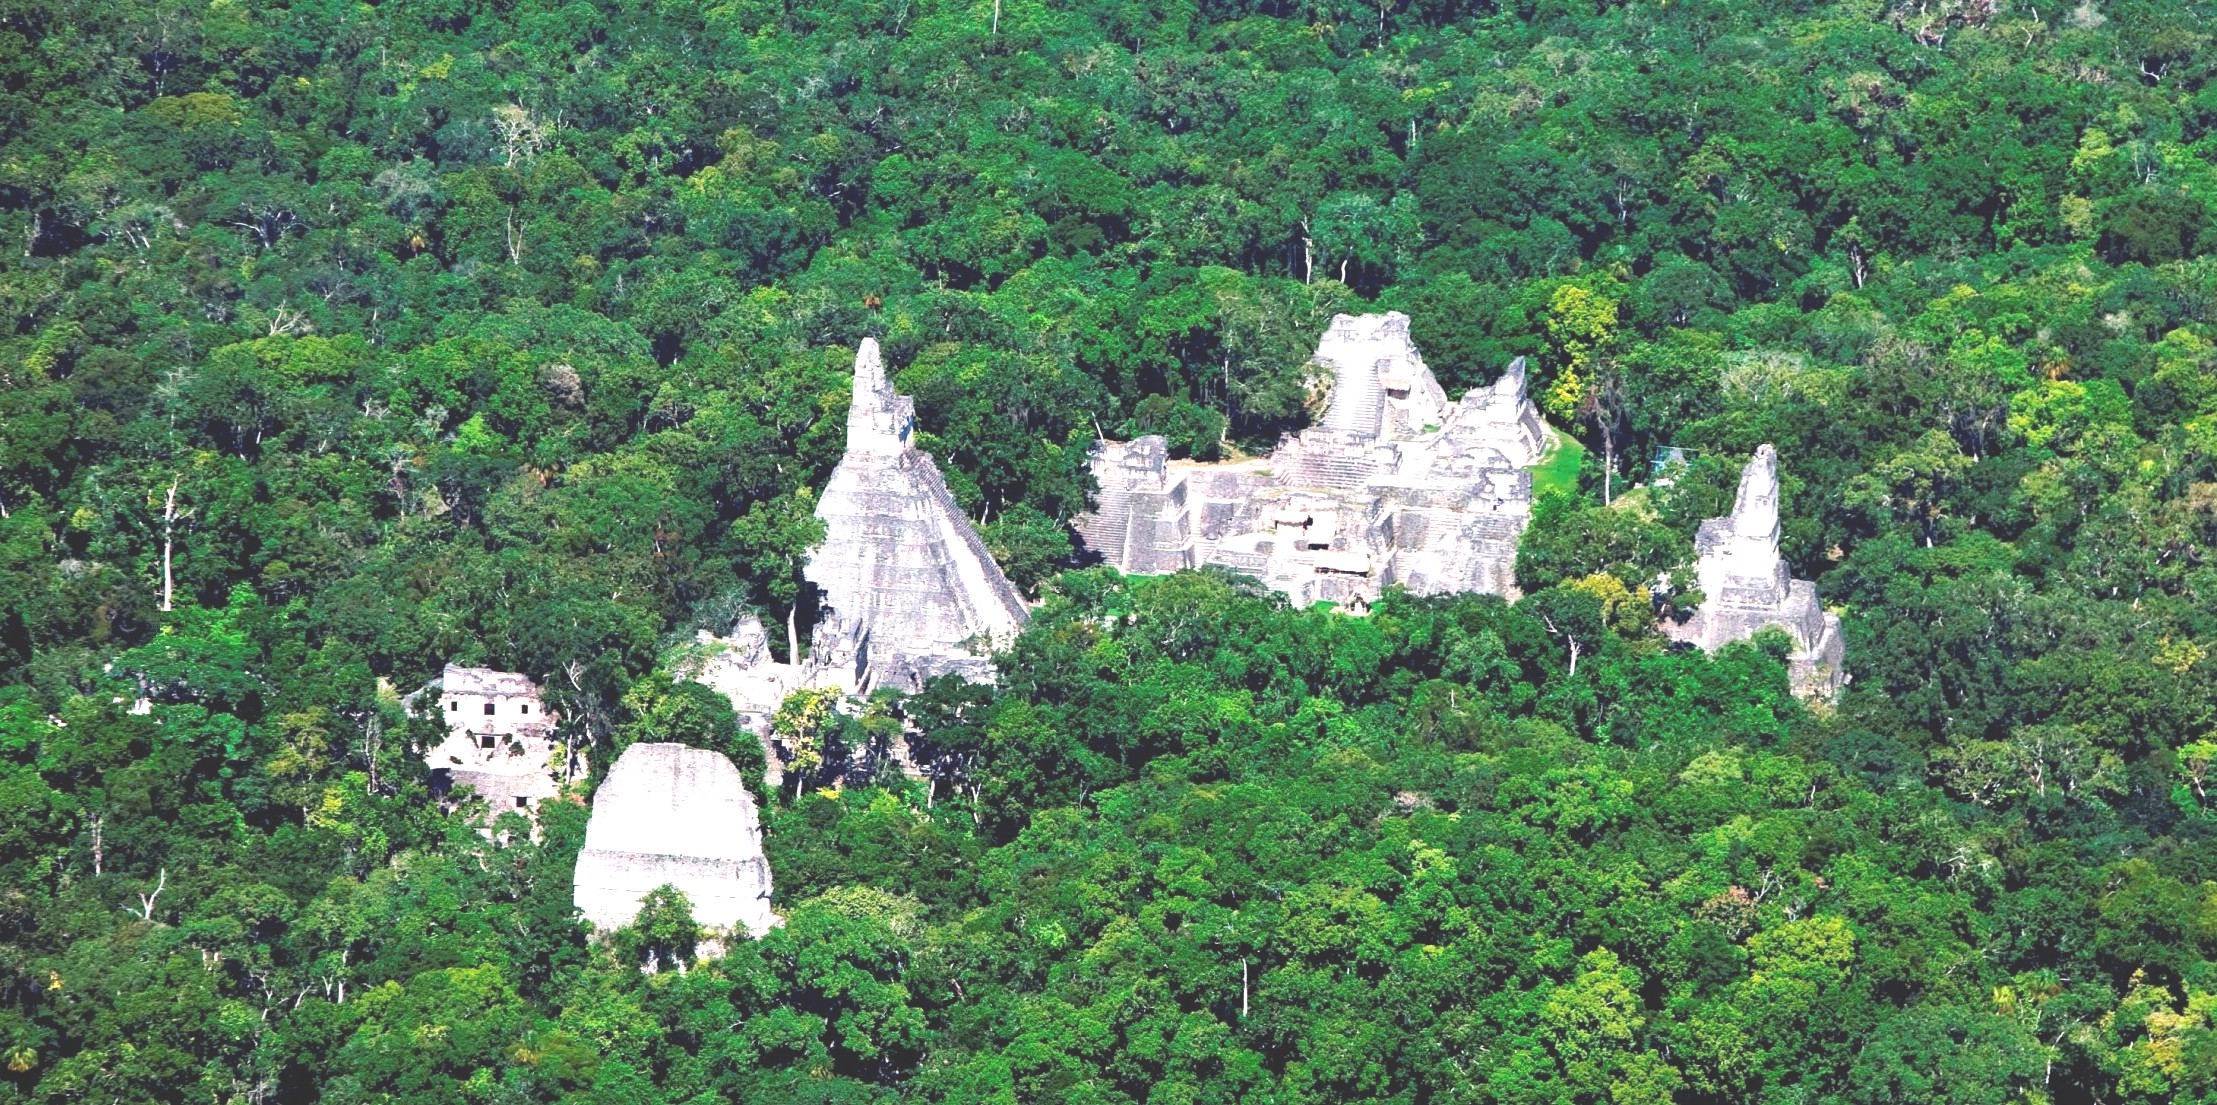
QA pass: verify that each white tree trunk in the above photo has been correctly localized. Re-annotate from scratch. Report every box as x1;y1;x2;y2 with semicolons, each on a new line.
1602;430;1615;505
136;868;167;921
160;476;181;612
362;712;383;793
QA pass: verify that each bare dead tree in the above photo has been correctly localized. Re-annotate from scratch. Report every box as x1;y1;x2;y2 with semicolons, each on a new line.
491;104;551;168
267;304;312;337
158;476;193;612
226;202;301;252
1540;613;1585;675
135;867;167;921
358;710;384;793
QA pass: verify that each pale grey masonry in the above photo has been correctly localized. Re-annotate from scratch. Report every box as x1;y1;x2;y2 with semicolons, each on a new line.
1072;435;1197;576
1076;313;1550;608
1665;445;1847;698
678;615;802;788
804;339;1030;692
572;742;778;936
424;664;575;817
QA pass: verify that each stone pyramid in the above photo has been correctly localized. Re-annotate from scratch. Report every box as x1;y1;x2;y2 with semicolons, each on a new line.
572;742;778;936
804;339;1029;692
1667;445;1846;698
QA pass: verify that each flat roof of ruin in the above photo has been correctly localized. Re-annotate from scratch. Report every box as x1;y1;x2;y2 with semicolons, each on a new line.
441;664;541;697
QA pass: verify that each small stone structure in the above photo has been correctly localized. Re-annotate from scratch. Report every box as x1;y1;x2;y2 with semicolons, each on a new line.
685;616;801;739
1076;313;1551;607
1665;445;1846;698
805;338;1029;692
425;664;575;815
1078;434;1196;575
572;742;779;936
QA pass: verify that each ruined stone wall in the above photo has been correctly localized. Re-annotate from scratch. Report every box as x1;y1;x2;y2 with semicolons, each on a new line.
425;665;572;817
441;765;558;814
437;665;553;739
1439;357;1548;468
1076;314;1549;609
679;617;802;787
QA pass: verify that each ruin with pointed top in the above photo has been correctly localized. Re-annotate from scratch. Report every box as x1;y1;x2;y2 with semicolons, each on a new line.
1076;312;1552;607
566;339;1040;938
678;338;1020;791
803;338;1030;693
1666;445;1846;698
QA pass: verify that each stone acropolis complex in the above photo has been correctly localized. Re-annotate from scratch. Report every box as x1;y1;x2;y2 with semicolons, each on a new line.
1666;445;1846;698
1076;312;1549;607
550;339;1852;937
572;742;779;936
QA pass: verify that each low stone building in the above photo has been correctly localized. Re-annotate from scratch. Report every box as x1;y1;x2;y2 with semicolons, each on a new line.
572;742;779;936
804;338;1029;692
1665;445;1847;698
425;664;574;815
1077;313;1551;607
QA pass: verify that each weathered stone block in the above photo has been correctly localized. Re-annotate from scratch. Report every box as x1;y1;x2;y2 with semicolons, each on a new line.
425;664;574;817
572;742;778;937
1666;446;1847;699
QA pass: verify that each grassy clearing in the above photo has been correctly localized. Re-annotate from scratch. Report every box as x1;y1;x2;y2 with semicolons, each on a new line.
1609;485;1654;513
1531;425;1586;499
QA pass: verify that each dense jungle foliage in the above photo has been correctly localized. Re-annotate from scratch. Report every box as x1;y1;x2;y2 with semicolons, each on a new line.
5;0;2217;1100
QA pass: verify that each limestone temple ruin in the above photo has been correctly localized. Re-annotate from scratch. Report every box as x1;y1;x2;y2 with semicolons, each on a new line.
424;664;576;816
683;338;1026;784
572;742;779;937
804;337;1030;692
425;330;1851;937
682;615;801;777
1076;312;1550;607
1665;445;1846;698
